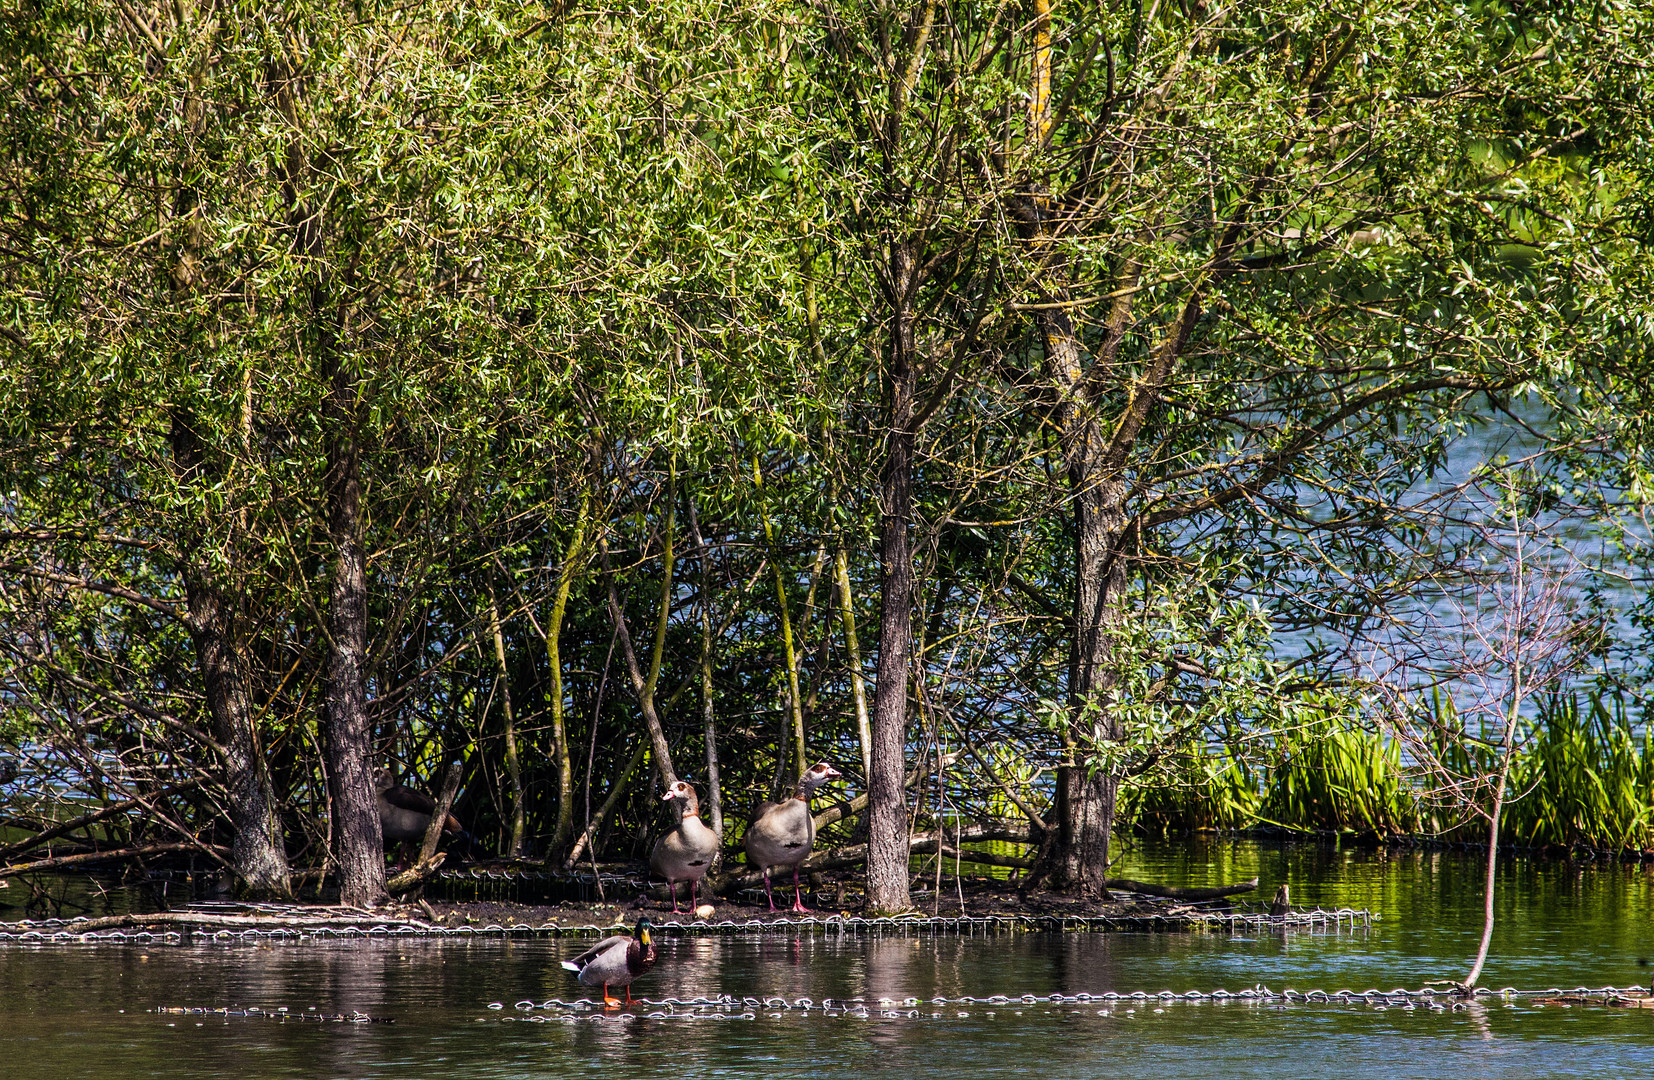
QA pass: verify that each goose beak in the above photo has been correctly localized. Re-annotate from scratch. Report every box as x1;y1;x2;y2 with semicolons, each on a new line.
660;790;676;802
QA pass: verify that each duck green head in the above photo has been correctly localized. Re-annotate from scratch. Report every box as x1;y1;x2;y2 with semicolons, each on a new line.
634;915;652;946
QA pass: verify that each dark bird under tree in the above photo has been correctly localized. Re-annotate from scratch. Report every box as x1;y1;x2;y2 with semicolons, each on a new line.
374;766;471;869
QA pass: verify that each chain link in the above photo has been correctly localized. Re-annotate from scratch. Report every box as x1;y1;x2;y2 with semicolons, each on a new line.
0;907;1374;945
152;985;1649;1025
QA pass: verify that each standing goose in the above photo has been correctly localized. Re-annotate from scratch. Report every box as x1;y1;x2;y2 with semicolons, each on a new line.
744;761;842;913
560;917;656;1008
650;780;720;914
374;767;470;869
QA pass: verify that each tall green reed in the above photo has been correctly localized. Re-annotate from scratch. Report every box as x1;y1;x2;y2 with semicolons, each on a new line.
1115;688;1653;851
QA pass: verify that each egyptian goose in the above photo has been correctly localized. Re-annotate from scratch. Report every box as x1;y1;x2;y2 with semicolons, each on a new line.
374;766;469;869
650;780;720;913
743;761;842;912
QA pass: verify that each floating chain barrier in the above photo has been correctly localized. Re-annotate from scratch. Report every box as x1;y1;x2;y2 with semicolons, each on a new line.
0;906;1373;946
154;1006;394;1024
151;985;1653;1026
484;984;1654;1021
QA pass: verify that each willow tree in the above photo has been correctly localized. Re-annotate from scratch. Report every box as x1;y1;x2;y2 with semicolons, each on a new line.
773;0;1653;901
1;1;583;902
998;0;1654;891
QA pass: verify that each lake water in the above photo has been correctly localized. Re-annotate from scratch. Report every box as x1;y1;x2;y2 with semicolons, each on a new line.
3;839;1652;1079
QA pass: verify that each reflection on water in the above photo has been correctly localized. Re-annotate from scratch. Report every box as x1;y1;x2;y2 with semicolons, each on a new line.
4;839;1653;1080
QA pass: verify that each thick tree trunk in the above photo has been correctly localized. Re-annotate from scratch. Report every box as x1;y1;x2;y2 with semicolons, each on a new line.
322;367;387;909
272;40;384;907
1046;303;1126;897
868;240;919;914
171;416;291;899
182;582;291;897
164;41;289;899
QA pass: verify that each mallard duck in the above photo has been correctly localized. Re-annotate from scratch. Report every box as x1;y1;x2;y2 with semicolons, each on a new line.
744;761;842;912
374;766;470;869
651;780;720;913
560;917;657;1007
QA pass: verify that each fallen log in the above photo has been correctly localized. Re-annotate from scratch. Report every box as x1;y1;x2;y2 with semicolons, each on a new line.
1;842;231;878
646;824;1034;901
1102;876;1259;901
386;851;447;894
9;910;438;934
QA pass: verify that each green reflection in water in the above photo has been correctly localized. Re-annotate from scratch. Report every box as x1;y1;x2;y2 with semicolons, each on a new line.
4;838;1652;1080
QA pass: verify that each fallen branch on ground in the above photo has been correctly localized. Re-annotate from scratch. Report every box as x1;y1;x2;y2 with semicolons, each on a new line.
386;852;447;894
1102;876;1259;901
1;842;230;878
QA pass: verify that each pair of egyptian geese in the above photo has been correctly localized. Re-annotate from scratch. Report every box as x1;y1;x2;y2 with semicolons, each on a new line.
563;759;843;1007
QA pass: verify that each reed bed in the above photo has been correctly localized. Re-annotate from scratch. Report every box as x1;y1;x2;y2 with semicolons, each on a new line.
1118;690;1654;854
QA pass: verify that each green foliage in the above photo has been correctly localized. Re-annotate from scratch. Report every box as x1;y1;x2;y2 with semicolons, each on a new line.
1504;691;1654;851
1;0;1651;872
1260;715;1423;837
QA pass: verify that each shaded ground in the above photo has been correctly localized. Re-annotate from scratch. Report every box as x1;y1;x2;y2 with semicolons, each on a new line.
399;867;1227;929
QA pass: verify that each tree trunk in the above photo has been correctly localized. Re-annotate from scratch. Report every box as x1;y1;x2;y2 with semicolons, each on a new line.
321;359;387;909
867;240;919;915
179;573;291;898
540;494;588;856
756;460;808;790
171;411;291;898
164;32;288;899
485;581;528;858
598;532;678;789
685;495;723;838
835;547;873;785
1042;300;1126;897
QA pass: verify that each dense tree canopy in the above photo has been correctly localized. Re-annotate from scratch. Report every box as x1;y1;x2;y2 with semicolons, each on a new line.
2;0;1651;906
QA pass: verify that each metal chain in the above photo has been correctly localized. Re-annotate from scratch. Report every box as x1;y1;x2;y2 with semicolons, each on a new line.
480;985;1650;1022
149;986;1650;1026
0;907;1375;945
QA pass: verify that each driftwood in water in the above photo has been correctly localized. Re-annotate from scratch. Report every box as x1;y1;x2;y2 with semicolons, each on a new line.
1102;876;1259;901
0;841;230;878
